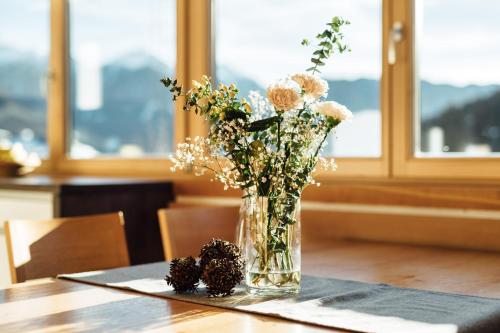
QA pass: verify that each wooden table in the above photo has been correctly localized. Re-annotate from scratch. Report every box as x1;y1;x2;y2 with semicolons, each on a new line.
2;240;500;332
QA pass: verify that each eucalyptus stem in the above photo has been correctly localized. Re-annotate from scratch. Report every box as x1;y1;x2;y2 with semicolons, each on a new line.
281;108;305;178
312;123;334;161
303;16;350;75
277;114;282;152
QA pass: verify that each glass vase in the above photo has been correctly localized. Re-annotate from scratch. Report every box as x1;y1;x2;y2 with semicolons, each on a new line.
238;194;301;295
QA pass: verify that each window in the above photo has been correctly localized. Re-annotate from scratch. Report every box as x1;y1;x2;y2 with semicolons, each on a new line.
215;0;382;157
415;0;500;156
68;0;176;158
0;0;50;158
2;0;498;179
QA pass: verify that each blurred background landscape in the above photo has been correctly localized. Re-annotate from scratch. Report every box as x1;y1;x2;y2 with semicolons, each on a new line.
1;0;499;159
1;45;499;157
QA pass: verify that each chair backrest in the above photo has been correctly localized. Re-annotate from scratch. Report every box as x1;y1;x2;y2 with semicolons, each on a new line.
4;212;130;283
158;206;240;260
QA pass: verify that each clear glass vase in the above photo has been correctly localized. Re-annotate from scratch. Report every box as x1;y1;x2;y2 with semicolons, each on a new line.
237;194;301;295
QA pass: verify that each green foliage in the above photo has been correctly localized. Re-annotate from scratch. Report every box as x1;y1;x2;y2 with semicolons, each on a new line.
247;116;280;132
303;16;350;74
160;77;182;101
161;16;352;259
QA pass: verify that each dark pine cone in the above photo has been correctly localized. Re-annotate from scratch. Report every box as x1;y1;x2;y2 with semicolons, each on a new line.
165;256;201;293
199;238;243;273
202;258;244;296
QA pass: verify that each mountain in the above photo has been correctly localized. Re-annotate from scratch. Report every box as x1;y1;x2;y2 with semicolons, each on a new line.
0;46;47;155
112;51;170;74
1;44;500;156
0;46;47;98
420;81;499;120
326;78;500;120
0;49;176;156
327;79;379;112
422;90;500;152
70;52;175;155
216;69;500;121
216;65;262;99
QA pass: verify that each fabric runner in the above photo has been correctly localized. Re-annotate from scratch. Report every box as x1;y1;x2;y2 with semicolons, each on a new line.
59;262;500;333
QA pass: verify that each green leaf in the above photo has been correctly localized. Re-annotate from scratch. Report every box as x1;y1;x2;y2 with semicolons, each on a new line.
224;109;249;121
249;139;265;153
319;41;332;49
160;77;171;87
311;58;325;65
247;116;280;132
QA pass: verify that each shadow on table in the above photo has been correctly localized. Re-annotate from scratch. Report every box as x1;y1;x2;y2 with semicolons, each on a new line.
0;296;223;332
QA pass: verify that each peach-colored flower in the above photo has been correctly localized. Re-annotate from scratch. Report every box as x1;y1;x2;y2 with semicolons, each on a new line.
312;101;352;121
266;83;302;112
291;73;329;101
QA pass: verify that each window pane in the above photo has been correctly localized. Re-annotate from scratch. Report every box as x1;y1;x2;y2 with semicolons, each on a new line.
69;0;176;158
416;0;500;156
0;0;50;158
215;0;382;157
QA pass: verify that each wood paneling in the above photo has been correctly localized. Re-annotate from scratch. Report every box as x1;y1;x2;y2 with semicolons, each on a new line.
302;182;500;210
172;179;500;252
174;178;500;210
302;210;500;253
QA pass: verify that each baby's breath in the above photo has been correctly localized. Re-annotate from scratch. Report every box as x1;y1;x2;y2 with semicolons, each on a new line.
162;15;351;207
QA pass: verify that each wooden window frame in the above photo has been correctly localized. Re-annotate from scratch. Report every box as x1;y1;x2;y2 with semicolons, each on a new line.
44;0;202;177
29;0;499;181
391;0;500;180
210;0;391;179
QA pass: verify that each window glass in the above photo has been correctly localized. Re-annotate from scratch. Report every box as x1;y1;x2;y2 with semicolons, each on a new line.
215;0;382;157
416;0;500;156
0;0;50;158
69;0;176;158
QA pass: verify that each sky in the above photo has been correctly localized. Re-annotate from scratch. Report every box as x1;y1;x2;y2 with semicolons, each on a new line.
216;0;381;86
0;0;50;56
0;0;176;63
216;0;500;87
1;0;500;87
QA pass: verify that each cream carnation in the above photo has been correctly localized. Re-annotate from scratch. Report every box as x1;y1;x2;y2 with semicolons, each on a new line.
312;101;352;121
266;83;302;112
291;73;328;101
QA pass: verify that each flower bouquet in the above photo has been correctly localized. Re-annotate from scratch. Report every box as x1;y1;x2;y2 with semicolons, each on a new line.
162;16;351;295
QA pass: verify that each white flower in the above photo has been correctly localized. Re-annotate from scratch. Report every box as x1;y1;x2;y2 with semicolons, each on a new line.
291;73;328;101
312;101;352;121
266;81;302;112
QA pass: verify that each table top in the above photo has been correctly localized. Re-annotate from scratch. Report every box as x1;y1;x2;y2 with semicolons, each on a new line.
2;240;500;333
0;176;173;192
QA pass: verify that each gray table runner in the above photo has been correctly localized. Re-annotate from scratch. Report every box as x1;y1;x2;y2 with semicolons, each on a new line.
59;262;500;333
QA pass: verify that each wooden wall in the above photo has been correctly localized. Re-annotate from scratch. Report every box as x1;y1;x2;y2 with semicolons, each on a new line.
173;178;500;252
175;178;500;210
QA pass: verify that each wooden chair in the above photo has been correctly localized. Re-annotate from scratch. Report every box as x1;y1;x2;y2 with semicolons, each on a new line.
4;212;130;283
158;206;240;260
